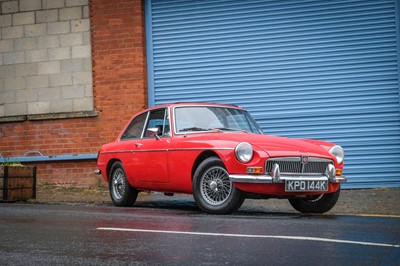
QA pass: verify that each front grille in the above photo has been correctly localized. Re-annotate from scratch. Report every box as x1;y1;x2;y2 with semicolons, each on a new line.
265;157;332;175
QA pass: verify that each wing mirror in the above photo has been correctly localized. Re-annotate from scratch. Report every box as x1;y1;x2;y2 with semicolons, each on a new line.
147;128;161;140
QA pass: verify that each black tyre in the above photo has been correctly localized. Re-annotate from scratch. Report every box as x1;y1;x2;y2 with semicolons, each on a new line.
109;161;138;207
193;157;245;214
288;188;341;214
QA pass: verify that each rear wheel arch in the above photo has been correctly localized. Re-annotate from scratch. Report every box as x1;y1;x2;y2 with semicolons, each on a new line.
106;159;120;181
109;161;138;207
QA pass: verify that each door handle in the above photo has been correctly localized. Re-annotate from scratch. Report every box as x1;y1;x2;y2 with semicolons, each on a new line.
135;143;143;147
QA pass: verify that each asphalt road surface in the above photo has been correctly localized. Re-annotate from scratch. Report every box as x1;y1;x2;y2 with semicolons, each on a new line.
0;203;399;265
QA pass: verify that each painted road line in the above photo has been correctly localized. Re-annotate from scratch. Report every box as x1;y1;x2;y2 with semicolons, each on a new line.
352;214;400;219
97;227;400;248
323;213;400;219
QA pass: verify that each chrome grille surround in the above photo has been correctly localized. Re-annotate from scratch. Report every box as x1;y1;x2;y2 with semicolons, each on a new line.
265;157;333;176
229;156;346;184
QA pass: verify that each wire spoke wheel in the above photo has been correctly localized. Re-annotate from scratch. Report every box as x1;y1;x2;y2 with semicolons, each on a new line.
109;161;138;207
111;168;126;200
200;166;232;206
193;157;244;214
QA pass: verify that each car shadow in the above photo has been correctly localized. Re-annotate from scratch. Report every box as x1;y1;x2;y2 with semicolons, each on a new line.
133;198;319;219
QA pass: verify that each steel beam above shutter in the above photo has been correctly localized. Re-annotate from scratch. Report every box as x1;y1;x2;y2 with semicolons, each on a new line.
145;0;400;188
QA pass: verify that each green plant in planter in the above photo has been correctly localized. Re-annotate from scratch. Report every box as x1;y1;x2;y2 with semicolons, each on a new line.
0;162;23;167
0;154;22;167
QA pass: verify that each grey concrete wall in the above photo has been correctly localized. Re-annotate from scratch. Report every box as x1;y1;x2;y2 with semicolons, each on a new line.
0;0;93;117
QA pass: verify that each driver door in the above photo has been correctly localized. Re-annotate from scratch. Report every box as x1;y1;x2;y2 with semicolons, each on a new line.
132;108;170;185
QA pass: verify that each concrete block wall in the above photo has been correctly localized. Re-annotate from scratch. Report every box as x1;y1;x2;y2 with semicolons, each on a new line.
0;0;93;117
0;0;148;187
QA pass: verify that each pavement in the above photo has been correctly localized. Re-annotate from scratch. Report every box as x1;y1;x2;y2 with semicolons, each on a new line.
27;185;400;217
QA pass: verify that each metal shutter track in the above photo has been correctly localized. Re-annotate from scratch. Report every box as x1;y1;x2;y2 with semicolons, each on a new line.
146;0;400;188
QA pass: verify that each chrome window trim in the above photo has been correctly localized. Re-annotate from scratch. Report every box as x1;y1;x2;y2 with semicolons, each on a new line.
140;111;150;139
172;105;263;135
142;107;171;139
118;111;149;142
120;107;172;142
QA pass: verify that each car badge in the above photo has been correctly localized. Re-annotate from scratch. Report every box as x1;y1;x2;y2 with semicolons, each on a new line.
301;155;309;164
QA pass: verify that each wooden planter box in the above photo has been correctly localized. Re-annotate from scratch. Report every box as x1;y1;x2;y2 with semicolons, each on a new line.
0;166;36;202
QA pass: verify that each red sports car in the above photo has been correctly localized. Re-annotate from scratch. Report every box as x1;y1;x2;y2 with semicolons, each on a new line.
96;102;346;214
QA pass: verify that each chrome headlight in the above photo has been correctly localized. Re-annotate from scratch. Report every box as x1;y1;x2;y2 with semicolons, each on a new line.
329;145;344;164
235;142;253;163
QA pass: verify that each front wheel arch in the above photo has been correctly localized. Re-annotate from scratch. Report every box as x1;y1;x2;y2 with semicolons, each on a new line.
191;151;220;180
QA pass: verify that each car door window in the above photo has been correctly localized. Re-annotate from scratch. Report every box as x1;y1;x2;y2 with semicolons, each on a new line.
144;108;170;138
120;112;148;140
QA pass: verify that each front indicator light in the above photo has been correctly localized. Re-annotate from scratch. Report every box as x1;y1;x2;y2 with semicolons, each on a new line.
247;167;263;174
336;169;343;176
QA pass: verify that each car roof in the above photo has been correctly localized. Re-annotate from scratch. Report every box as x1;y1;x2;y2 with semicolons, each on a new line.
148;102;242;110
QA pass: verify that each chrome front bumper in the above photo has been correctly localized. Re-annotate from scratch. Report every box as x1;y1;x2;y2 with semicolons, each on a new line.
229;174;347;184
229;162;347;184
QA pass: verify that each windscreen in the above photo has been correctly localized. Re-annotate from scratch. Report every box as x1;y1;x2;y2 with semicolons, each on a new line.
174;106;263;134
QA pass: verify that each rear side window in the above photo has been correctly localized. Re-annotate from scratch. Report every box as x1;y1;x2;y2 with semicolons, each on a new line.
120;112;148;140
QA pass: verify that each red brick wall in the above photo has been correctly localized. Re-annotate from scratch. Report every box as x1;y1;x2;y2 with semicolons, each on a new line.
34;161;101;187
91;0;148;132
0;0;147;186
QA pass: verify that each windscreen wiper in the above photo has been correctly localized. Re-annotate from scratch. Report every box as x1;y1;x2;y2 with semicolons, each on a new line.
180;127;212;132
214;127;248;133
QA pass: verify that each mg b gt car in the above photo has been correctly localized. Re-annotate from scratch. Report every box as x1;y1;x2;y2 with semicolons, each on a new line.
96;102;346;214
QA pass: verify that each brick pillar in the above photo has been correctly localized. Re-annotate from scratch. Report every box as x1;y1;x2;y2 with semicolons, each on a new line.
0;0;148;186
90;0;148;141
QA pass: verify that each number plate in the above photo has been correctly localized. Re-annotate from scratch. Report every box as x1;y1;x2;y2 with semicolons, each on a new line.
285;180;328;192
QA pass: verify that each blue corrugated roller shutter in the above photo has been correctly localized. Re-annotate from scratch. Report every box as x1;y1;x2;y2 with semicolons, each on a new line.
145;0;400;188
